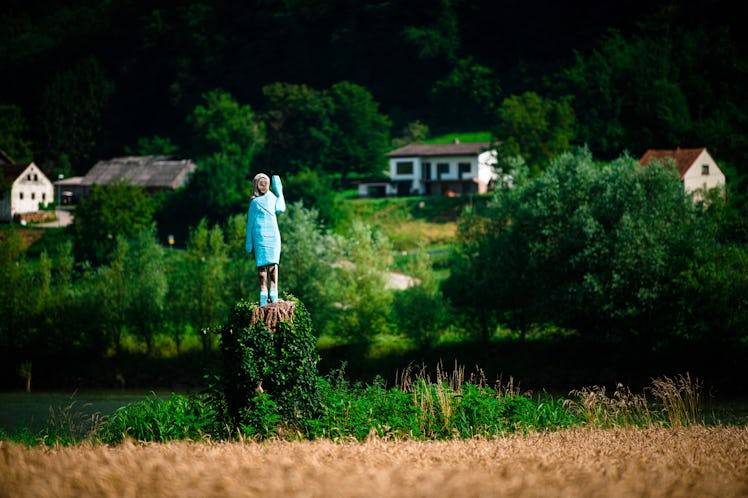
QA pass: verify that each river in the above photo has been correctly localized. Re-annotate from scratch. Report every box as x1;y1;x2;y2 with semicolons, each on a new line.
0;390;178;432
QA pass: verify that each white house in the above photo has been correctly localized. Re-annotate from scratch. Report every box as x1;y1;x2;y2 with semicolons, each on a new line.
385;140;498;196
358;140;499;197
0;151;55;222
639;147;726;200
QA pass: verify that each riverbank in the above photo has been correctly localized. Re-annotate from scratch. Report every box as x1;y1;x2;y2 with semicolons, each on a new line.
3;338;747;396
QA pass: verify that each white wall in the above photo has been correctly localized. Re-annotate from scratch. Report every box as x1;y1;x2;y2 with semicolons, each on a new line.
10;163;55;216
389;152;498;195
682;149;726;196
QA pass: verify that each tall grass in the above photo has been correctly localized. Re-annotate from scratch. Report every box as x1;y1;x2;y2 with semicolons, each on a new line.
568;373;704;428
2;369;712;446
650;373;703;426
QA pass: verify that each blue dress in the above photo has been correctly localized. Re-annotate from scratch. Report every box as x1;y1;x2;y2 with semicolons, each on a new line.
245;176;286;267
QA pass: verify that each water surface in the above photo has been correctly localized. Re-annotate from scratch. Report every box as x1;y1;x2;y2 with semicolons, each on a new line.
0;390;175;432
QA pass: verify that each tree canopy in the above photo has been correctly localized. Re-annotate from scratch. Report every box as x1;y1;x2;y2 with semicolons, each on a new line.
2;0;745;183
72;181;156;265
444;148;747;345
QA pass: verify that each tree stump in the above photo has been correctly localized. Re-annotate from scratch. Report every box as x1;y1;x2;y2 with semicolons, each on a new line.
247;300;296;332
219;297;319;429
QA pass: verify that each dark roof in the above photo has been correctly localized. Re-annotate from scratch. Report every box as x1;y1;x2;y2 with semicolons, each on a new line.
1;162;26;179
0;149;15;165
639;147;707;178
386;142;492;158
81;156;196;189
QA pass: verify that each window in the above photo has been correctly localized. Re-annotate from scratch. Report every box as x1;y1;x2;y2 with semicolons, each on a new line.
20;192;24;200
702;164;710;175
437;163;449;179
34;174;38;181
42;193;47;200
31;192;36;200
422;162;431;179
27;174;31;181
458;162;471;177
396;161;414;175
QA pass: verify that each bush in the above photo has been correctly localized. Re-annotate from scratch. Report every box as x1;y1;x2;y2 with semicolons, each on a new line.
218;297;320;431
97;393;222;444
308;373;419;440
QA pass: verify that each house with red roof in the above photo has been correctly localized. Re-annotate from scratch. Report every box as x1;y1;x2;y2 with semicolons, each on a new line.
639;147;726;199
363;140;499;197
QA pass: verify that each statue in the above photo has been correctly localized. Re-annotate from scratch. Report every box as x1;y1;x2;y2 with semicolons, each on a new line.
246;173;286;306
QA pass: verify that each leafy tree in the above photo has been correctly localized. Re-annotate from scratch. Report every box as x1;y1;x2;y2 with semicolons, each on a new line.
189;89;265;160
675;245;748;344
441;207;504;343
0;229;32;354
123;136;179;156
0;104;33;164
326;221;393;342
223;212;254;304
560;26;748;165
35;242;78;354
278;202;338;329
90;236;132;354
391;246;448;348
185;89;266;221
125;226;168;353
493;92;576;175
183;218;229;352
283;168;342;226
40;57;115;170
164;249;191;353
259;82;334;174
259;81;390;183
445;147;723;345
391;120;430;148
402;0;459;62
72;180;156;265
430;58;502;131
327;81;391;183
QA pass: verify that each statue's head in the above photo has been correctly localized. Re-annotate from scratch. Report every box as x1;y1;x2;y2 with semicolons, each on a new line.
252;173;270;198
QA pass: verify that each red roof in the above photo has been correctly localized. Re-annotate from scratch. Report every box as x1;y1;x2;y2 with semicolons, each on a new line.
386;142;492;158
639;147;707;178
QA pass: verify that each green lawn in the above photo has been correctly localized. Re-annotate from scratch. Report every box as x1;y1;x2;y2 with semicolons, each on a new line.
425;131;492;144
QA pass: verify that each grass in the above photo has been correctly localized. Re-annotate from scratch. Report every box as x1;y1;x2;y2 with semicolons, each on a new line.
338;194;486;251
1;366;727;447
2;428;746;497
425;131;493;144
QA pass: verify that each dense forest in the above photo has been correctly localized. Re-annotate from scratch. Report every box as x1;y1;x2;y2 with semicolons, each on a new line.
2;1;748;392
1;0;747;180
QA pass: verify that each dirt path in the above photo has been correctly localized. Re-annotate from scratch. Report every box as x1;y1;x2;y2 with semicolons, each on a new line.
35;209;74;227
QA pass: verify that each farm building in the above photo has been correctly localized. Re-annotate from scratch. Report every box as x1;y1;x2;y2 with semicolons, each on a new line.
58;155;197;202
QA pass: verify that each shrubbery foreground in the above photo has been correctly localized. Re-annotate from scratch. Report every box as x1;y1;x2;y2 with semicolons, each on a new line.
0;298;725;446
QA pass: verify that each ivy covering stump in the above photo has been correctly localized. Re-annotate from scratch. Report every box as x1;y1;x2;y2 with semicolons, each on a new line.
218;297;320;431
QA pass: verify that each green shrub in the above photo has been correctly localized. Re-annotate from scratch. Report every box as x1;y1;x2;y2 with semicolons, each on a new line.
308;373;419;440
97;393;222;444
218;297;320;432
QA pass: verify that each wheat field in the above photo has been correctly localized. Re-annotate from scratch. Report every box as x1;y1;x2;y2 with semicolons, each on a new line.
1;426;746;498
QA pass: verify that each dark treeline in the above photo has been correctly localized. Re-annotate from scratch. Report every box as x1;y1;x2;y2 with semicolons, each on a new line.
2;1;748;391
1;0;747;177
